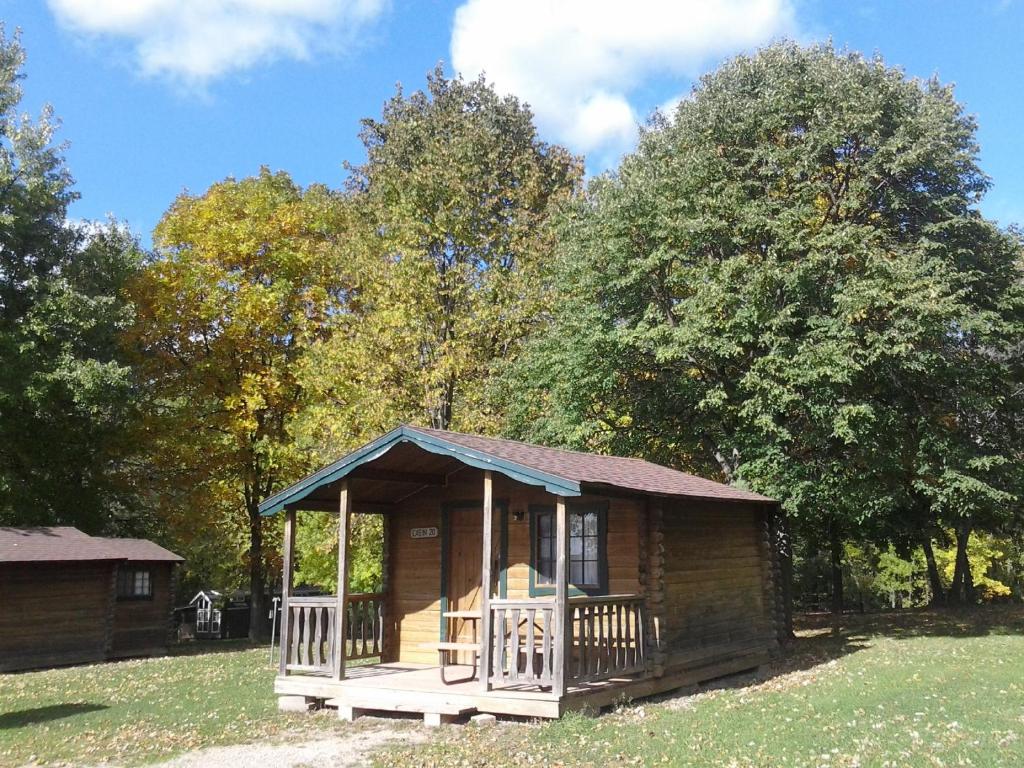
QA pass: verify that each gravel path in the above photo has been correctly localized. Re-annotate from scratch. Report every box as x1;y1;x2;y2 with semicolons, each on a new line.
148;724;427;768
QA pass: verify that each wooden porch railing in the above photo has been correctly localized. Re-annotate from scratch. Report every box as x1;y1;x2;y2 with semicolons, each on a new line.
346;592;384;660
283;592;384;675
487;594;648;689
488;599;556;687
568;594;647;684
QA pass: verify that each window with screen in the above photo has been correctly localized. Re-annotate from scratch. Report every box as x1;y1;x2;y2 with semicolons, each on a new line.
117;567;153;599
531;504;607;595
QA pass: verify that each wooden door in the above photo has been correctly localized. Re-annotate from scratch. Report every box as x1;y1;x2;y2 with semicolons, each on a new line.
447;507;483;663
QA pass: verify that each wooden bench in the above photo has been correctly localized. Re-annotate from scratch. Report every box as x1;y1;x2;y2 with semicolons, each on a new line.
420;640;480;683
427;609;483;684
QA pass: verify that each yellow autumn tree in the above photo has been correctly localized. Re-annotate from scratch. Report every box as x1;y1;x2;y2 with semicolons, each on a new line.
126;168;354;637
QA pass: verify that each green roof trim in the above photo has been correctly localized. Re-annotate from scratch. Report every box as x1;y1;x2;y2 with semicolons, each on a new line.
258;425;582;516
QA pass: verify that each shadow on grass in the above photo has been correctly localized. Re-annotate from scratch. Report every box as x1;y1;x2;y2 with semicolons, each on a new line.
795;604;1024;640
169;638;269;658
0;703;108;729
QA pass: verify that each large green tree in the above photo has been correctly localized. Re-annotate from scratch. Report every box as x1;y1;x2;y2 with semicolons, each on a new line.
127;169;351;637
500;43;1024;612
294;67;581;455
0;30;142;531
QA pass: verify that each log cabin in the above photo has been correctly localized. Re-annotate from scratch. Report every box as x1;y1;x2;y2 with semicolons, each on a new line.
0;527;183;672
261;425;789;723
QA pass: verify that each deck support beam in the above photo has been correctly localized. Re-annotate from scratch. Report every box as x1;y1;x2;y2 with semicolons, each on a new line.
479;470;494;692
333;480;352;681
279;508;296;676
553;495;569;697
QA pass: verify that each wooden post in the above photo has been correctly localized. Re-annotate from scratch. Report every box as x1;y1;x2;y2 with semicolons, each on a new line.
552;495;569;698
333;481;352;681
380;512;393;662
479;471;494;692
278;508;296;676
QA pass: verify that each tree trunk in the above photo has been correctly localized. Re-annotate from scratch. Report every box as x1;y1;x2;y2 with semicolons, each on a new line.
248;506;267;641
921;537;945;606
949;523;973;605
778;512;794;641
829;522;843;632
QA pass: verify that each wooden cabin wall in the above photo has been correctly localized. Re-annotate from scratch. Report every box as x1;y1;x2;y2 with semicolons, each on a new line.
110;561;176;658
385;469;644;665
657;499;779;675
0;561;116;672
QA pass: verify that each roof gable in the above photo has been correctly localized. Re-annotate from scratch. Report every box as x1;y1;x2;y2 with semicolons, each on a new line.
259;425;772;516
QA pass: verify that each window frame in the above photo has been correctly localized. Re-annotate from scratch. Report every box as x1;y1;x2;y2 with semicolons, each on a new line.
117;566;154;601
528;501;609;597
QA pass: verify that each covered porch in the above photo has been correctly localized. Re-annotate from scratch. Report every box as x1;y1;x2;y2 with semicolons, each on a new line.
265;427;654;721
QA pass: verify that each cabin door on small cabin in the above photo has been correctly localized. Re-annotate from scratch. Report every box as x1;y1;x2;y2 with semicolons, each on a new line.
446;507;483;664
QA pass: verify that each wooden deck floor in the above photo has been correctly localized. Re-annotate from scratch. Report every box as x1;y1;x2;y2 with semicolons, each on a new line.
274;662;651;719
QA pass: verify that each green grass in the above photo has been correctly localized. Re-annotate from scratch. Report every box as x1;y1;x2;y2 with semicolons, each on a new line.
0;641;341;767
5;611;1024;767
382;607;1024;768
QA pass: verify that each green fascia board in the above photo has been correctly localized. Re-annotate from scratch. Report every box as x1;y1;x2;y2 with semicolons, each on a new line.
258;425;581;516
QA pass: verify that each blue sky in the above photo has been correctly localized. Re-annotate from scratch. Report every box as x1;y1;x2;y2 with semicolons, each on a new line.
3;1;1023;243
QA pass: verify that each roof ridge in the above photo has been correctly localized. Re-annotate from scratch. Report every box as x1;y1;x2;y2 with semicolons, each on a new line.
406;425;711;478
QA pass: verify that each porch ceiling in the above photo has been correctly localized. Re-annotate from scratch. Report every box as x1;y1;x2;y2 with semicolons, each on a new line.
285;441;470;511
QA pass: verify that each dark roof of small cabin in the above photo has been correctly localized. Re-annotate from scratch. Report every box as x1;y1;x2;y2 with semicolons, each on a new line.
93;537;184;562
0;527;183;563
259;424;773;516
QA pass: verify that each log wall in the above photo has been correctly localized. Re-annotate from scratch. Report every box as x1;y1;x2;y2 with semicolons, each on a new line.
0;562;117;672
110;561;177;658
659;499;779;674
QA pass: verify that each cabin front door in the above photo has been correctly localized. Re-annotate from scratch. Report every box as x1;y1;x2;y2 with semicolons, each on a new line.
446;507;483;664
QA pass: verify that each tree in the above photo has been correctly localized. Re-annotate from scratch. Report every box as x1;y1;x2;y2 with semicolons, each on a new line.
126;169;351;638
0;29;142;531
293;66;581;455
499;42;1024;617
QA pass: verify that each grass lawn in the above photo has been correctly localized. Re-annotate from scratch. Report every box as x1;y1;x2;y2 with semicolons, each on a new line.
0;641;342;767
3;610;1024;767
382;608;1024;768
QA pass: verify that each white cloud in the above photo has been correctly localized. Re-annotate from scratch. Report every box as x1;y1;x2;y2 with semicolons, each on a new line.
48;0;387;84
451;0;797;159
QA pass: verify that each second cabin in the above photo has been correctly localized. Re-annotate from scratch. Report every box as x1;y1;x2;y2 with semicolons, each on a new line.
261;425;789;722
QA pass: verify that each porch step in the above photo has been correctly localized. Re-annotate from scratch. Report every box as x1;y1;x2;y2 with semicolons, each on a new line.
325;697;477;717
423;641;480;652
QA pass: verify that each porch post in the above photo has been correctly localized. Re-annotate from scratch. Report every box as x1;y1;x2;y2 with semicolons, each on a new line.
479;470;494;692
552;496;569;697
278;508;295;676
333;480;352;681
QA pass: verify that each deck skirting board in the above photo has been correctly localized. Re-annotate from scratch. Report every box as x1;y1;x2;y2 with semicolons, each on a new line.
275;652;771;720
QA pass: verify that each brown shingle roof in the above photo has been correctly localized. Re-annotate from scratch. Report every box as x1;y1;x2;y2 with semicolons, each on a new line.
93;537;184;562
407;426;773;504
0;527;182;563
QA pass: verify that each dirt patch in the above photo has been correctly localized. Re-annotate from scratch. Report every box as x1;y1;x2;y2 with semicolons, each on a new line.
146;722;427;768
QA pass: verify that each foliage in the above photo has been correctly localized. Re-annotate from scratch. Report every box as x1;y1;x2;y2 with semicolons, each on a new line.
797;533;1015;611
126;169;352;632
497;42;1024;603
934;530;1013;601
0;29;143;533
294;513;383;593
292;65;581;457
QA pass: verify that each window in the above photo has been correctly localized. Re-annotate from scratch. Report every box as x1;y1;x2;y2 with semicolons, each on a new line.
530;504;607;595
117;567;153;599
